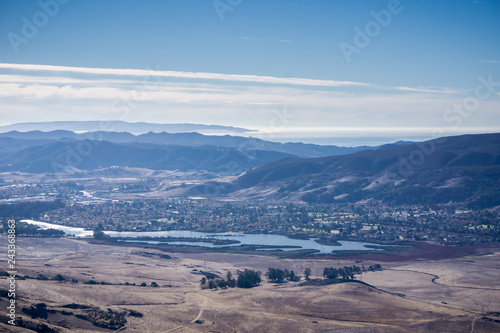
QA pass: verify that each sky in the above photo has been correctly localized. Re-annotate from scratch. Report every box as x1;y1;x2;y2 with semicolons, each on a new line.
0;0;499;145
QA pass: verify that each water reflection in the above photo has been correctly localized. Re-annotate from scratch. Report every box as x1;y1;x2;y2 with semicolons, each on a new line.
22;219;390;254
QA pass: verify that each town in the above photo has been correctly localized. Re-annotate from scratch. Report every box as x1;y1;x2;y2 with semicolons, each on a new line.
1;178;498;246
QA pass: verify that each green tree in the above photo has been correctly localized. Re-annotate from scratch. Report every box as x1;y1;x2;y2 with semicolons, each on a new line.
323;267;338;280
288;270;300;282
93;229;106;239
226;271;236;288
266;268;286;283
304;267;311;280
237;269;261;288
215;278;227;289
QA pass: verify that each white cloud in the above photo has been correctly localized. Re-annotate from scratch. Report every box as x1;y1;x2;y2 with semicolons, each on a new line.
0;63;498;134
391;86;464;94
238;36;291;43
0;63;369;88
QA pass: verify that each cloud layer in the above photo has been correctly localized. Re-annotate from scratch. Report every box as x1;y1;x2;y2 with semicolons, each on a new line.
0;63;498;141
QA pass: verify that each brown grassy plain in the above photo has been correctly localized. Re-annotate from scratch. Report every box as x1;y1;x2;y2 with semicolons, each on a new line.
0;237;499;332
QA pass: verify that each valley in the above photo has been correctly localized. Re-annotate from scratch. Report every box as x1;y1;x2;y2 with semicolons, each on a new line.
1;0;499;330
1;127;499;332
1;237;499;332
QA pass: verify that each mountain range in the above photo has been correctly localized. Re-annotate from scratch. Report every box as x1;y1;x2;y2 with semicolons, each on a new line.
1;124;497;208
0;130;379;158
0;121;248;134
0;139;294;174
184;133;500;209
0;129;416;174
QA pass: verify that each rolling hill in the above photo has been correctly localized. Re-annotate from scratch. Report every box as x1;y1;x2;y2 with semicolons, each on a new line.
0;130;377;158
188;133;500;209
0;130;410;175
0;140;293;174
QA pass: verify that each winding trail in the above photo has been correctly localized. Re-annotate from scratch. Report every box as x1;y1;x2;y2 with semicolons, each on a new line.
383;268;500;319
190;293;214;323
471;316;478;333
387;268;500;291
160;292;214;333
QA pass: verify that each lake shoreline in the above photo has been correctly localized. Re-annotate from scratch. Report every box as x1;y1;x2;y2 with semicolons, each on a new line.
21;219;391;254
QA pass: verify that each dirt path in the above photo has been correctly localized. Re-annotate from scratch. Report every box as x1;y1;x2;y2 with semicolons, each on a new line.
470;316;478;333
190;293;213;323
388;268;500;291
383;268;500;317
159;292;214;333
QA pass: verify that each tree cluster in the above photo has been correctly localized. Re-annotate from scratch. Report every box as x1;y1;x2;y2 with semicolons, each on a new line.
1;221;65;237
22;303;48;320
200;269;262;289
322;264;382;280
265;267;300;283
0;200;64;219
200;271;237;290
236;269;261;288
323;265;361;280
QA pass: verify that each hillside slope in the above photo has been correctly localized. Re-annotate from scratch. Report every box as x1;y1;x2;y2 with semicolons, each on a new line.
0;130;374;158
196;133;500;208
0;140;293;174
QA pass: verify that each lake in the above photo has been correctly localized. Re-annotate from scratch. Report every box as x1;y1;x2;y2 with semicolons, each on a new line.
21;219;390;254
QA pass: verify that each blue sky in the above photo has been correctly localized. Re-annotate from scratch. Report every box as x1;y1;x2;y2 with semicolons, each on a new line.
0;0;499;144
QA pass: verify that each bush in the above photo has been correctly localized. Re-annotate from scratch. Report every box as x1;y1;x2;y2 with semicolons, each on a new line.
51;274;66;282
22;303;48;319
128;310;143;317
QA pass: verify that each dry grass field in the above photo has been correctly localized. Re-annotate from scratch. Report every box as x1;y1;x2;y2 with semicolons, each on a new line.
1;237;499;332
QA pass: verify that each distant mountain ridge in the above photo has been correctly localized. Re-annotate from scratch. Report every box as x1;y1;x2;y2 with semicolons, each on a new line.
0;128;414;175
0;140;294;174
0;121;249;134
184;133;500;209
0;130;382;158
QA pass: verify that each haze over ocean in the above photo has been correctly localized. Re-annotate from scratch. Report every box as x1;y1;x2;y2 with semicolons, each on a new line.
0;0;499;141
